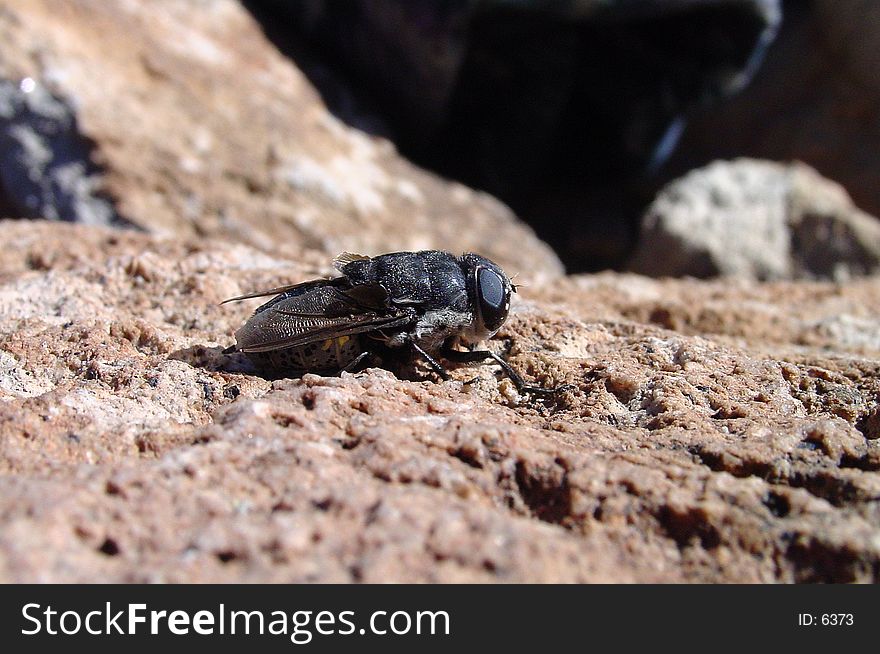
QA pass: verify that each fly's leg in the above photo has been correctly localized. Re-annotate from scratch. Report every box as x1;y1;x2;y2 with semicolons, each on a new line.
340;351;372;374
410;342;452;381
441;343;572;395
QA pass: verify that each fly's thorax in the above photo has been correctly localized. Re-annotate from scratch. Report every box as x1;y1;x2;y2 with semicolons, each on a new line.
343;250;470;314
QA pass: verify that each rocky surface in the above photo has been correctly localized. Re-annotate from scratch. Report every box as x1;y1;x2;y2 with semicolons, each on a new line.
0;0;560;280
0;0;878;584
629;159;880;280
1;219;878;583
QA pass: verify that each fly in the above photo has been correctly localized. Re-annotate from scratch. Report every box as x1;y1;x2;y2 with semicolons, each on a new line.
222;250;570;395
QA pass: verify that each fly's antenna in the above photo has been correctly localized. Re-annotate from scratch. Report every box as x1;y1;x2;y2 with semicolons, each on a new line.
509;272;526;293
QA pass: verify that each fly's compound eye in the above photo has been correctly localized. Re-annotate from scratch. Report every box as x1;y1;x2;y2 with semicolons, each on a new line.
476;267;510;332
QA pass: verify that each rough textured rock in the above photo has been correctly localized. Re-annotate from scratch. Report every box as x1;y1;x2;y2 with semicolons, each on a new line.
0;0;561;280
0;0;878;585
629;159;880;280
1;220;878;583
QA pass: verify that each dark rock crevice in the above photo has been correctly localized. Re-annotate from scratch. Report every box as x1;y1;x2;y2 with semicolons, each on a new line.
0;78;132;228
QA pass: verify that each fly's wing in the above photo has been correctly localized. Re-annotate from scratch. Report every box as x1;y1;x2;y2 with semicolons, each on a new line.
234;281;410;353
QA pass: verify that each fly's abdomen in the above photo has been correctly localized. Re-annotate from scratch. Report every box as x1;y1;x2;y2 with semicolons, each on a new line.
245;335;364;374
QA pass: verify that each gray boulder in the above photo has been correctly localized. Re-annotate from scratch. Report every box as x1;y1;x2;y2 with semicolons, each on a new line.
629;158;880;280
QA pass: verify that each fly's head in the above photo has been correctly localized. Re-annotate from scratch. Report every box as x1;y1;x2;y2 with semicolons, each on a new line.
458;253;514;346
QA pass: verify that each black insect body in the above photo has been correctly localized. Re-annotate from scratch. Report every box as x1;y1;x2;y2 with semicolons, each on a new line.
223;251;568;394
